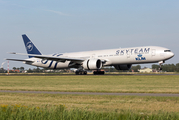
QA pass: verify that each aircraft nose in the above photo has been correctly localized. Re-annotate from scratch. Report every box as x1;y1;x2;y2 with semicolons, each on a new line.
168;52;175;59
171;52;175;57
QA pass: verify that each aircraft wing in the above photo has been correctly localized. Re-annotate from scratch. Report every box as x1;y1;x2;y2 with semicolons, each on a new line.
9;52;85;62
6;58;34;62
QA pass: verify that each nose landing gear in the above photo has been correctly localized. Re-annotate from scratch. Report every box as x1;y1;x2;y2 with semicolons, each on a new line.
158;61;165;71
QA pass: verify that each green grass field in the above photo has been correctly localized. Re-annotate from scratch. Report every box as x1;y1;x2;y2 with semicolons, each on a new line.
1;104;179;120
0;75;179;93
1;92;179;113
0;75;179;119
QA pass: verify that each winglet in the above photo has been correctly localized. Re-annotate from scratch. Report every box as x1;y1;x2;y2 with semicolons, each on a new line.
22;34;42;58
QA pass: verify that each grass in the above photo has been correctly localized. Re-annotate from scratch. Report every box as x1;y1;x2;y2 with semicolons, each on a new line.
0;75;179;93
0;93;179;113
0;75;179;119
0;104;179;120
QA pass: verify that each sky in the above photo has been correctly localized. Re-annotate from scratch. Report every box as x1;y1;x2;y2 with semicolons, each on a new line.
0;0;179;69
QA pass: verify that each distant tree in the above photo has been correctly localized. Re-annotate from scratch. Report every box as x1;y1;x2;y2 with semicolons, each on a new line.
109;67;118;72
0;68;5;73
12;67;16;71
27;68;33;73
34;67;41;73
130;65;141;72
176;63;179;72
162;64;175;72
152;64;160;70
172;64;176;72
152;63;179;72
20;67;24;71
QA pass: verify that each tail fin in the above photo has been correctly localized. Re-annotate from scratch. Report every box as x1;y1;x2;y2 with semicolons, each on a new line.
22;34;42;58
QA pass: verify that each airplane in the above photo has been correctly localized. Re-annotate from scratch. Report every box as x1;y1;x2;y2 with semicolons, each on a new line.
6;34;174;75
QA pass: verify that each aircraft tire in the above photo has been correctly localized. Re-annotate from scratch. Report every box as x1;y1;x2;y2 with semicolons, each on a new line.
84;71;87;75
75;71;87;75
93;71;105;75
75;71;79;75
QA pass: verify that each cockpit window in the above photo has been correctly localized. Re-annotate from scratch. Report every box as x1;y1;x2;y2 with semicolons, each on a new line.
164;50;171;52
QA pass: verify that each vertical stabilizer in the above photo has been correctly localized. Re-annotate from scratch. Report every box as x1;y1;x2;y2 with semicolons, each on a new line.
22;34;42;58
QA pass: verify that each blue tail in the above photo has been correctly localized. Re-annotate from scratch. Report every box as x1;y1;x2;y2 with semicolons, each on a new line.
22;34;42;58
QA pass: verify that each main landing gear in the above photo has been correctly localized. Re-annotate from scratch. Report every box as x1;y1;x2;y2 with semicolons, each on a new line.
93;70;105;75
75;70;105;75
75;70;87;75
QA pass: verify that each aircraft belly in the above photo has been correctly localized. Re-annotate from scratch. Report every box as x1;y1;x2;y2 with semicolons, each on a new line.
55;62;71;69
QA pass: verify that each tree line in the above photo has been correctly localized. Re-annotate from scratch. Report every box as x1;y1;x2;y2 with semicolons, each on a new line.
129;63;179;72
152;63;179;72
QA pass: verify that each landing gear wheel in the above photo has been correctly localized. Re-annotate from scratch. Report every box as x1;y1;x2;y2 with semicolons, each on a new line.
84;71;87;75
93;71;105;75
158;65;163;72
75;71;79;75
75;71;87;75
158;61;164;72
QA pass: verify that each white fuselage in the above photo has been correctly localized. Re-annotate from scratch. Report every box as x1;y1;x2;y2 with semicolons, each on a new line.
27;46;174;69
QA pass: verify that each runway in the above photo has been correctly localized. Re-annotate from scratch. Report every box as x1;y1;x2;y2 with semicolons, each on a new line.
0;73;179;76
0;90;179;97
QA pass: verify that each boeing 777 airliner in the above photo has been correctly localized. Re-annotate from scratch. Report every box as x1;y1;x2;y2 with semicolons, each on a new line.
7;34;174;75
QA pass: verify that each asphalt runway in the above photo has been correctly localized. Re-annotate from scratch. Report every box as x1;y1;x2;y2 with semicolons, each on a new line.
0;73;179;76
0;90;179;97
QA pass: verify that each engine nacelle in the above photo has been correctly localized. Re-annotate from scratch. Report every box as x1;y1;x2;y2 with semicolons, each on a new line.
83;59;102;70
114;64;132;70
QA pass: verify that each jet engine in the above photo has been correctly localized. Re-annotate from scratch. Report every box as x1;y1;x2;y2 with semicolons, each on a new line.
114;64;132;70
83;59;102;70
